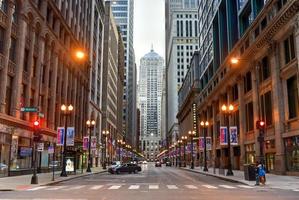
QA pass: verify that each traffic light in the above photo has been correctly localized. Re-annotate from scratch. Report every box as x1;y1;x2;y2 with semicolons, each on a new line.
33;120;40;128
256;120;265;130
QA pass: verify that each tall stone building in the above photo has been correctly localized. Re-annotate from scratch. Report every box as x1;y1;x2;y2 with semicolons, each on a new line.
0;0;104;177
102;1;125;162
178;0;299;175
165;0;199;150
139;48;164;161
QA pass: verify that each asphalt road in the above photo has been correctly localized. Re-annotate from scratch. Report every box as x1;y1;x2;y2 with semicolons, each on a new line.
0;163;298;200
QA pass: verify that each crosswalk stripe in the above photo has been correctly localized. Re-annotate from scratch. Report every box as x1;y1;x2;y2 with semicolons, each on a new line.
202;185;218;189
185;185;197;189
90;185;104;190
237;185;254;189
219;185;236;189
293;189;299;192
63;185;86;190
149;185;159;189
46;186;67;190
128;185;140;190
27;186;47;191
108;185;122;190
167;185;178;189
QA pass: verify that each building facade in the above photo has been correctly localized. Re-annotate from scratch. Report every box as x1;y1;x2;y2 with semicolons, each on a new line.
0;0;99;177
109;0;137;148
178;0;299;175
165;0;199;150
139;48;164;161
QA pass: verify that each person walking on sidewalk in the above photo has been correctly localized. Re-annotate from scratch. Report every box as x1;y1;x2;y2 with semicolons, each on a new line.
255;161;260;186
258;162;266;185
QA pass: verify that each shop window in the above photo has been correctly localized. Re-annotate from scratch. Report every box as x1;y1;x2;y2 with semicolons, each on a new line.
260;91;273;126
284;34;295;65
244;71;252;93
285;136;299;171
245;101;254;132
5;75;12;115
245;144;255;164
287;76;299;119
259;56;271;82
232;84;238;101
9;37;17;62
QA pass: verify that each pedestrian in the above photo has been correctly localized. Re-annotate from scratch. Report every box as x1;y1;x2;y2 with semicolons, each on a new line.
255;161;260;186
258;162;266;185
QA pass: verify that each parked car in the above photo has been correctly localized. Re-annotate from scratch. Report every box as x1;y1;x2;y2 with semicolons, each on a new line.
0;163;8;171
155;161;162;167
110;161;121;168
109;163;141;174
142;161;147;164
165;161;172;167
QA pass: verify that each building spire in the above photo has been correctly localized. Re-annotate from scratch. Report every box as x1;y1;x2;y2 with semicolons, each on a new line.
151;44;154;52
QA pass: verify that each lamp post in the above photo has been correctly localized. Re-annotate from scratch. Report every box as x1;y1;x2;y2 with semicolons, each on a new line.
121;141;126;161
60;104;74;177
102;130;109;169
221;104;234;176
178;140;182;167
117;139;122;161
86;119;95;172
188;130;196;169
181;136;187;167
200;121;209;172
173;142;177;167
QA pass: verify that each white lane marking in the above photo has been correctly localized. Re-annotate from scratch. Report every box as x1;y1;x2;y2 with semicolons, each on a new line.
219;185;236;189
63;185;86;190
108;185;122;190
167;185;178;189
128;185;140;190
90;185;104;190
237;185;254;189
202;185;218;189
46;186;67;190
149;185;159;189
293;189;299;192
185;185;198;189
27;186;48;191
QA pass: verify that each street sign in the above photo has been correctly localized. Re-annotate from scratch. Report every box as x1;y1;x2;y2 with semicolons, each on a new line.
37;143;44;152
38;112;45;118
21;107;38;112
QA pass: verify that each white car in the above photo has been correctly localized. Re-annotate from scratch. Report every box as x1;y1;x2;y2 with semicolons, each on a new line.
142;161;147;164
110;161;121;168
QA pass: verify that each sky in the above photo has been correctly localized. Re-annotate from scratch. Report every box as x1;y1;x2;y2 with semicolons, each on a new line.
134;0;165;79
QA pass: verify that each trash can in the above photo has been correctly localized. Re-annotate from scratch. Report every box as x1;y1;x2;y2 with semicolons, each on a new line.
244;164;256;181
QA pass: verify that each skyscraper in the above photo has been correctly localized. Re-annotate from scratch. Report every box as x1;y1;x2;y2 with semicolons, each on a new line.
165;0;199;147
139;48;164;161
109;0;137;148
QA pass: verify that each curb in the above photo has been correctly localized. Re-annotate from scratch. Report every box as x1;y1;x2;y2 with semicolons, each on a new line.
0;170;107;191
179;167;250;185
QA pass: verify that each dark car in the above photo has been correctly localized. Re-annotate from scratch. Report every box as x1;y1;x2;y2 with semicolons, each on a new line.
109;163;141;174
155;161;162;167
165;161;172;167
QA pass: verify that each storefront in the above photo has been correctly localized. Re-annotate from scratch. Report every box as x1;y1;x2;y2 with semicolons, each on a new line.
285;136;299;172
0;132;11;177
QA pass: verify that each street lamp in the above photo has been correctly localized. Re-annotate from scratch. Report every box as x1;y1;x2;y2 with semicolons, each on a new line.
188;130;196;169
181;136;187;167
102;130;109;169
86;119;95;172
200;121;209;172
178;140;182;167
60;104;74;177
174;142;177;167
221;103;235;176
117;139;123;161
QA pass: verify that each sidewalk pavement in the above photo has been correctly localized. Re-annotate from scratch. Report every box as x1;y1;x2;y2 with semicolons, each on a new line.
0;167;107;191
180;166;299;191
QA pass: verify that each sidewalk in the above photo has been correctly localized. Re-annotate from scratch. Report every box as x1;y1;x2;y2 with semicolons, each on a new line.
0;167;107;191
180;166;299;191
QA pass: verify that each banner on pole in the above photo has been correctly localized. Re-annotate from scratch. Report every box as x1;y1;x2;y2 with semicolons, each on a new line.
83;136;89;150
66;127;75;146
57;127;64;146
220;126;228;145
91;136;97;149
230;126;238;145
206;137;212;150
199;137;204;151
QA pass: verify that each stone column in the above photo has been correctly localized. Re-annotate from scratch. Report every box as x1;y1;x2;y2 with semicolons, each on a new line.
11;13;27;118
251;64;261;161
212;101;217;170
294;14;299;95
41;44;51;126
269;41;286;174
0;1;15;113
48;48;59;129
227;86;235;169
55;59;62;127
33;35;45;110
237;76;246;170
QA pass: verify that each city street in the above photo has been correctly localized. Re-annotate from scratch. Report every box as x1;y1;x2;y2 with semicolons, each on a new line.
0;163;298;200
